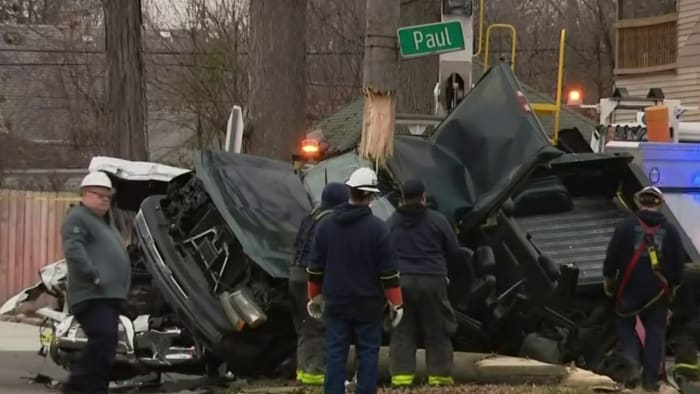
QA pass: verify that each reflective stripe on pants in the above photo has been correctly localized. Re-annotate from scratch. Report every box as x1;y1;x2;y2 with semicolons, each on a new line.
389;275;457;384
428;375;455;386
391;374;414;386
289;266;326;376
299;371;325;385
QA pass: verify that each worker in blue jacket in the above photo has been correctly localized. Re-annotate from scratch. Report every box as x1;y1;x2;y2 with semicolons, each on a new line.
387;179;460;387
289;182;348;386
603;186;684;391
306;167;404;394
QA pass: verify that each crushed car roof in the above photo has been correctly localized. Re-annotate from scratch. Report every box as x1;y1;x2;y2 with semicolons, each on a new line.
388;62;563;228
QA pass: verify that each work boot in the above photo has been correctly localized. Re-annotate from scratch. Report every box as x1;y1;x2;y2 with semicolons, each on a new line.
621;359;642;389
641;378;660;392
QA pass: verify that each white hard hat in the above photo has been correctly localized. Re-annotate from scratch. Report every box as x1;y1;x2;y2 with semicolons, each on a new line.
346;167;380;193
637;185;663;199
80;171;112;190
635;185;663;207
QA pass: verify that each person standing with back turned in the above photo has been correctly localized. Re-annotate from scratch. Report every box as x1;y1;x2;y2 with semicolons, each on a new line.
603;186;684;392
306;167;404;394
61;171;131;394
387;179;460;387
289;182;348;386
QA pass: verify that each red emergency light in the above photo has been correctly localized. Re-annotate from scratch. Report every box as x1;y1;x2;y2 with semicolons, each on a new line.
301;138;320;155
566;88;583;106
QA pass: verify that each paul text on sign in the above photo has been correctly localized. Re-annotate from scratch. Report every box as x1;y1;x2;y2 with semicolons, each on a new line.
397;20;465;58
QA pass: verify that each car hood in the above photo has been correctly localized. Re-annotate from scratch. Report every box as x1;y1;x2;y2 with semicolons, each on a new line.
193;150;311;278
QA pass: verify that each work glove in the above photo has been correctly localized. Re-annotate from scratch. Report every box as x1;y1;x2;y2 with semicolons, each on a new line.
306;295;324;320
670;285;680;302
603;278;617;298
388;303;404;328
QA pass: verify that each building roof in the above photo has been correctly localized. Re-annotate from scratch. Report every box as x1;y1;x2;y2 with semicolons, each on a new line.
316;60;598;153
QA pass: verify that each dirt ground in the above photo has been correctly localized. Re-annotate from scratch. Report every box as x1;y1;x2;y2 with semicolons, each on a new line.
224;383;604;394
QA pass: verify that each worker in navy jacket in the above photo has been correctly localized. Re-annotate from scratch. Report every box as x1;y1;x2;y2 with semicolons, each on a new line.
386;179;460;387
306;167;403;394
289;182;348;385
603;186;684;391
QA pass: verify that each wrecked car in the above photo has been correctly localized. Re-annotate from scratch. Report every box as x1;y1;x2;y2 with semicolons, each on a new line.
133;152;310;378
0;157;210;381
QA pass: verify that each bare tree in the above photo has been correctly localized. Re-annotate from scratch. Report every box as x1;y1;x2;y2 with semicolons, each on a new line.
147;0;250;154
480;0;616;104
306;0;365;120
102;0;148;160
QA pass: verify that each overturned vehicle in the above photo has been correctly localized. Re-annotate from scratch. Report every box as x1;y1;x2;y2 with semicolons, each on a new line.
294;62;700;381
3;62;700;385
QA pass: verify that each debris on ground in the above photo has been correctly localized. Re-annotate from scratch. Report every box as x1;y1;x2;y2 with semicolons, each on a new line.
221;382;686;394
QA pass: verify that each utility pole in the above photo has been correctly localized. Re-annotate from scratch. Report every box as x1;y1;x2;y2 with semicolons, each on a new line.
103;0;148;161
358;0;401;166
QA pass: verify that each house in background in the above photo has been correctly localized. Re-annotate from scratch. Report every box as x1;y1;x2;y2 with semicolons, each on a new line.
614;0;700;121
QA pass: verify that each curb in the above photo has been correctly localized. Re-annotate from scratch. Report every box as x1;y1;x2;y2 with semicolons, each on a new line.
0;313;45;326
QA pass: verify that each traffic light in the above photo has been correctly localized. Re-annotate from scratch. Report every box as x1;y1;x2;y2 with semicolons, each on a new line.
443;0;473;15
566;88;583;106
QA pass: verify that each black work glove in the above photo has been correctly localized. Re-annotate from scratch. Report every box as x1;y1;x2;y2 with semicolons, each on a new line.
603;278;617;298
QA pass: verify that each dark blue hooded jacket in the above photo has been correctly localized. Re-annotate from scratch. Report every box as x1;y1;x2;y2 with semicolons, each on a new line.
292;182;348;267
387;204;461;276
308;202;398;322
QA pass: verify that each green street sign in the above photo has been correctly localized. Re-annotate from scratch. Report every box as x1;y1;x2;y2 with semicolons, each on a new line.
397;20;465;58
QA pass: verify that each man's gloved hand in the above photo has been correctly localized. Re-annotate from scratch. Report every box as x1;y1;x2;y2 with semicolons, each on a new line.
603;278;617;298
306;295;324;320
670;285;680;301
388;303;404;328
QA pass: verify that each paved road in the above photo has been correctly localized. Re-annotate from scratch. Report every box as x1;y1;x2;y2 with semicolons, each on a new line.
0;351;65;393
0;321;214;393
0;321;65;393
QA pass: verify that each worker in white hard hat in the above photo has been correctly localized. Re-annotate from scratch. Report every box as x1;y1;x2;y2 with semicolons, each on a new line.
306;166;404;394
602;185;684;391
61;171;131;394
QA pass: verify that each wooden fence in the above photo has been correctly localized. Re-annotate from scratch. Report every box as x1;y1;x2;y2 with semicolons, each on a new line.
0;190;79;303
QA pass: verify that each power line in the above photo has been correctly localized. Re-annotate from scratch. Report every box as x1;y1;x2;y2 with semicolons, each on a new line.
0;47;208;55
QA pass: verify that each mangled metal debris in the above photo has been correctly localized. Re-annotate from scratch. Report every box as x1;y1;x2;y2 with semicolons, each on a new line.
3;63;700;393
